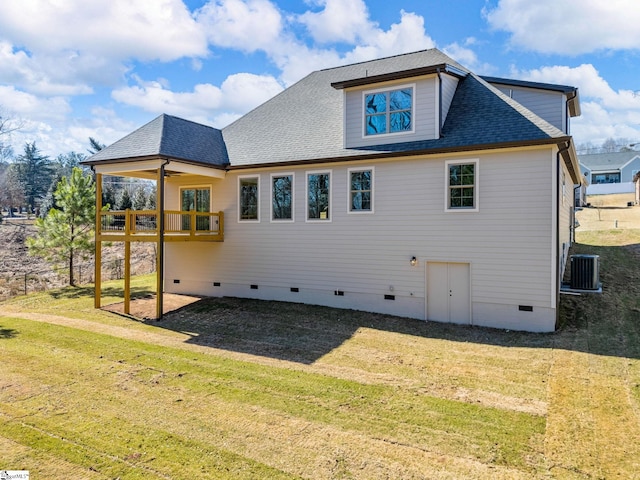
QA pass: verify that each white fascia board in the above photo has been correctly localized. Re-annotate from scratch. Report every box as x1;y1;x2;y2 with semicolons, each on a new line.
167;161;226;178
92;159;226;179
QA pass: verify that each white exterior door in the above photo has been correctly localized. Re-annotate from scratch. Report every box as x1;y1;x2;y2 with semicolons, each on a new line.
427;262;471;325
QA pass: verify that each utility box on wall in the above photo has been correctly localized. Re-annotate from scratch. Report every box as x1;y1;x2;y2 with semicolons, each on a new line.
570;254;600;290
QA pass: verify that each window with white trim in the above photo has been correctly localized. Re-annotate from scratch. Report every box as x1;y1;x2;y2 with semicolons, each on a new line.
348;167;373;213
445;160;478;211
238;175;259;221
364;85;413;136
307;171;331;221
271;173;293;221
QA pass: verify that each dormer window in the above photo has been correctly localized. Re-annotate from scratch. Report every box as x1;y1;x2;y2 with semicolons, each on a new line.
364;85;414;136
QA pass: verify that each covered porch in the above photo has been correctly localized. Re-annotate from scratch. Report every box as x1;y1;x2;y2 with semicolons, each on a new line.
81;114;230;320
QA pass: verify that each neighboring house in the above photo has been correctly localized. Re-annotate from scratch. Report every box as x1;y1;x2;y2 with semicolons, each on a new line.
579;151;640;195
82;48;582;333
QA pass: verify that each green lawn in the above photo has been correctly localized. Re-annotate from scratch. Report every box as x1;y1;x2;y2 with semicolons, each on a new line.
1;230;639;479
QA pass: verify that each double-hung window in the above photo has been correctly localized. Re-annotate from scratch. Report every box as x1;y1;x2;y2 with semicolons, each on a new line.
445;160;478;211
348;167;373;213
364;85;413;136
307;171;331;221
238;175;259;221
271;173;293;221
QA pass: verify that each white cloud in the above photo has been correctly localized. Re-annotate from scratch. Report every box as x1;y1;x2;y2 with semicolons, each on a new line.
196;0;438;86
344;10;436;61
273;9;437;86
67;107;138;152
218;73;284;112
111;73;283;127
0;41;103;96
484;0;640;55
515;64;640;110
196;0;283;52
0;86;71;121
0;0;208;96
298;0;373;44
513;63;640;145
0;0;207;61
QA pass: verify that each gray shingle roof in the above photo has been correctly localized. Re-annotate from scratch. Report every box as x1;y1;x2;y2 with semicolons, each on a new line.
84;49;576;173
480;76;577;94
222;48;570;166
578;151;640;171
83;114;229;167
354;74;568;155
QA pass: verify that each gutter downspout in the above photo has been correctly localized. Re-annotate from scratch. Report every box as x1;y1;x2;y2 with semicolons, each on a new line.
156;159;170;319
437;68;443;138
556;141;571;329
572;184;581;242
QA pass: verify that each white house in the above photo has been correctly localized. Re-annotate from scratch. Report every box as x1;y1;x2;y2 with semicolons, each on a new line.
83;49;582;333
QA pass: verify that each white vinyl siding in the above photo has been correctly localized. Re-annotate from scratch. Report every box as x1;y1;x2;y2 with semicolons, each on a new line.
493;85;565;132
345;76;438;148
440;74;459;127
164;147;558;332
558;153;574;279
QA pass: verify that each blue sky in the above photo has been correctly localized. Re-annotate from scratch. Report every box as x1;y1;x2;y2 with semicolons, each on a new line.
1;0;639;157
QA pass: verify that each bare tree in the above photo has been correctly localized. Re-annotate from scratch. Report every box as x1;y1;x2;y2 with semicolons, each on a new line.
0;163;25;217
0;107;24;139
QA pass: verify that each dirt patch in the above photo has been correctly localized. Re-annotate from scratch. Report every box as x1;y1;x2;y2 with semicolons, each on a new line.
102;293;202;319
0;219;156;300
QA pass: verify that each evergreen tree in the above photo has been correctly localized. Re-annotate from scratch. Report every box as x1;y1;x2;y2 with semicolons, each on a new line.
102;183;117;210
87;137;105;155
132;185;148;210
27;167;96;286
53;151;85;179
145;187;157;210
118;188;132;210
14;142;53;211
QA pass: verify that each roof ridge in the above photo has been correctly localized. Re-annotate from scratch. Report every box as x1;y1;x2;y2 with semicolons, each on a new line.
318;47;445;72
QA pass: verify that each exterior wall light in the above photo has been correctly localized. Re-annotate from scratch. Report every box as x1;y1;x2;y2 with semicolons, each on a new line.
410;256;417;266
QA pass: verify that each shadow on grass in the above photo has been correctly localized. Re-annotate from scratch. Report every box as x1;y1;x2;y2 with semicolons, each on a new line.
0;326;18;339
142;242;640;364
5;231;619;366
49;285;155;300
152;297;553;364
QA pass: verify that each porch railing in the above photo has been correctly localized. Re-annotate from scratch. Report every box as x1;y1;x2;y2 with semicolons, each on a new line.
99;209;224;239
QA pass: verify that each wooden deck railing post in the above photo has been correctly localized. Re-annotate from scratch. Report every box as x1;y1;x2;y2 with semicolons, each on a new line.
94;173;102;309
156;165;166;320
124;208;131;315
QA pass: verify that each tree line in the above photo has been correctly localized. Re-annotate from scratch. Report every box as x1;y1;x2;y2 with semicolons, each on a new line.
0;138;156;220
576;137;640;155
0;110;155;287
